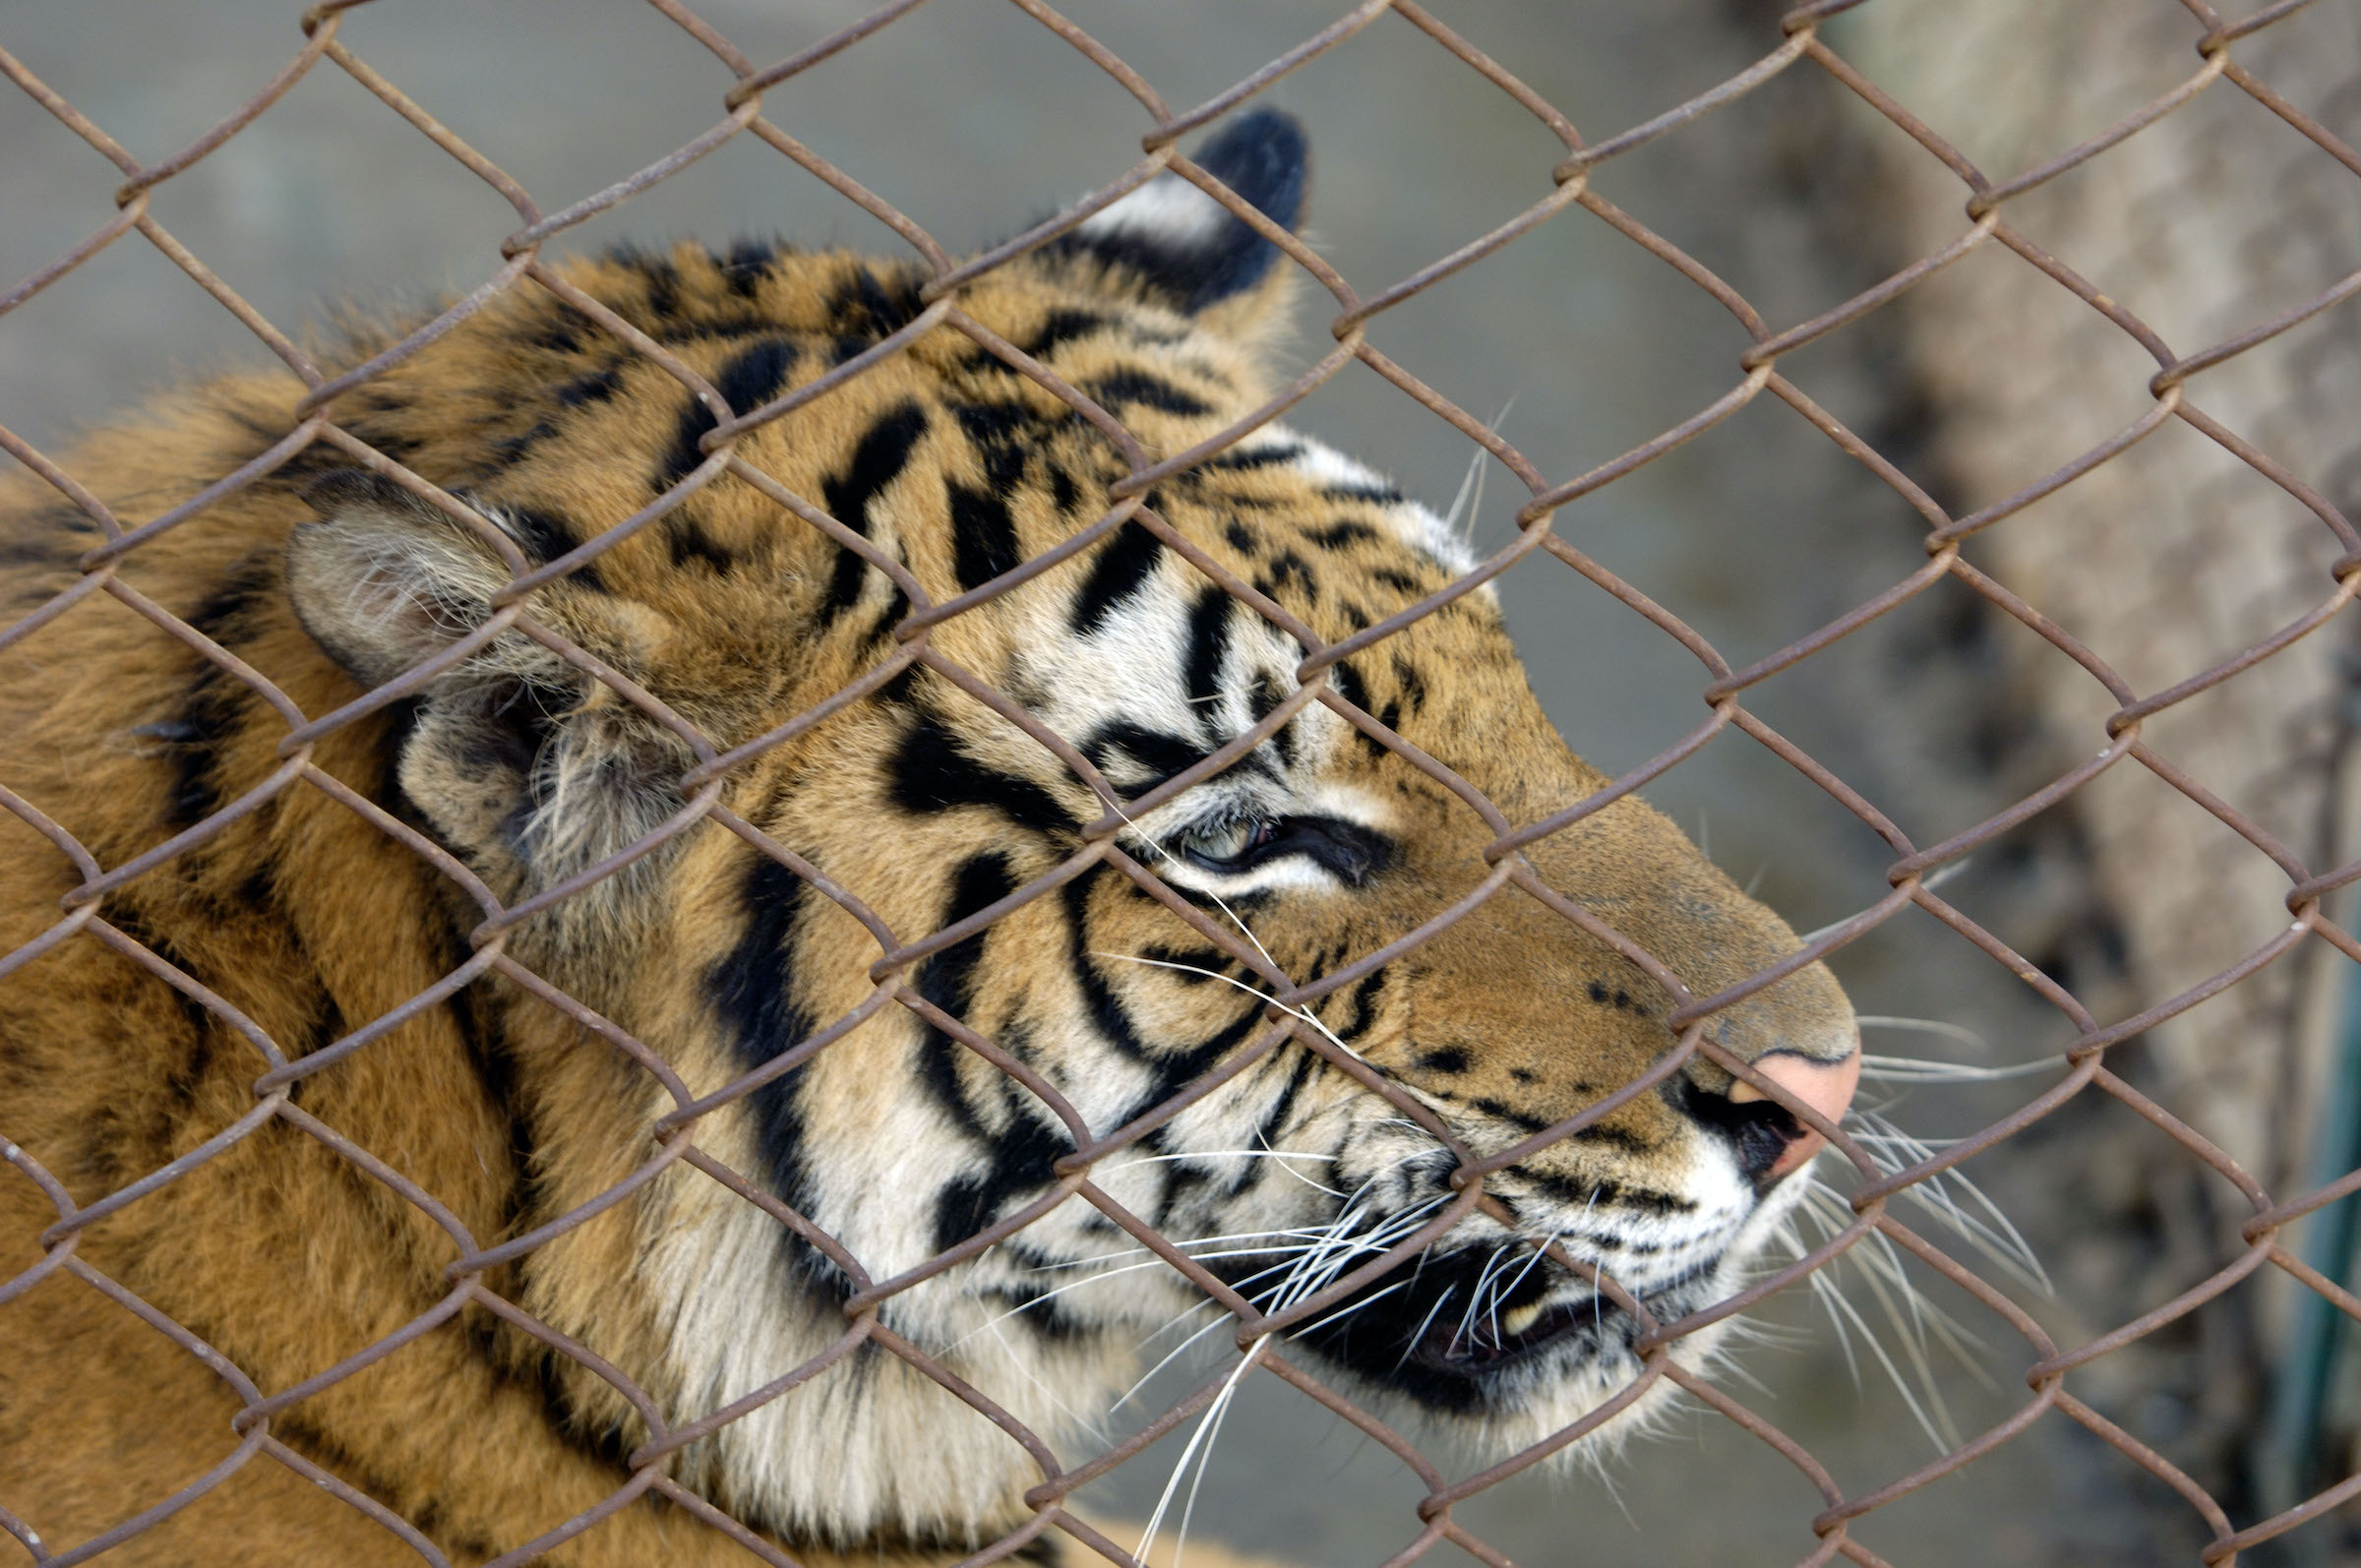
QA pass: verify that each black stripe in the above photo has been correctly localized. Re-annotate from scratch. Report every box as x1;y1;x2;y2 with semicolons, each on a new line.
162;667;241;830
712;332;798;416
104;911;220;1118
1060;868;1267;1118
531;317;582;355
1264;548;1318;605
1069;519;1163;634
1020;309;1111;359
1059;871;1160;1068
1390;652;1427;715
914;852;1015;1144
1202;443;1303;471
1323;480;1405;505
706;852;842;1292
1080;720;1206;790
1515;1167;1695;1216
638;256;683;322
1468;1097;1553;1132
952;400;1032;449
185;550;275;641
1331;659;1387;759
654;336;799;491
1246;671;1296;770
1180;586;1233;737
162;553;277;829
981;1276;1088;1341
826;264;922;336
490;420;554;466
1088;370;1214;418
499;506;603;591
1334;967;1388;1041
817;402;929;625
552;363;623;405
948;481;1022;592
665;516;738;574
719;237;779;297
1305;519;1378;548
1246;1047;1320;1178
1136;943;1234;982
887;711;1075;836
923;855;1071;1253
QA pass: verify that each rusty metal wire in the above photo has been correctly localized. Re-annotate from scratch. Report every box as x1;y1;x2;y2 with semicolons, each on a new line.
2;0;2358;1562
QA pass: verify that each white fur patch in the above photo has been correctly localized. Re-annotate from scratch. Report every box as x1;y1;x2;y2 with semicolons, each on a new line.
1289;438;1392;495
1079;175;1230;250
1273;429;1483;575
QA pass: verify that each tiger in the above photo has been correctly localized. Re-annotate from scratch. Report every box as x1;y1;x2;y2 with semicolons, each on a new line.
0;108;1859;1566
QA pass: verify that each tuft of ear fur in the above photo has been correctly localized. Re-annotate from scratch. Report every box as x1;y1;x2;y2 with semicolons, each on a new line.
286;470;526;691
287;470;689;914
1054;107;1308;332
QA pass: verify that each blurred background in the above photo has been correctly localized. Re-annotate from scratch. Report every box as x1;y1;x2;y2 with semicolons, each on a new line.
6;0;2361;1562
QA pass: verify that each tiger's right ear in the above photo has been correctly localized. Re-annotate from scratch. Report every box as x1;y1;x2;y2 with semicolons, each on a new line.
285;470;557;692
1050;107;1309;339
287;470;690;904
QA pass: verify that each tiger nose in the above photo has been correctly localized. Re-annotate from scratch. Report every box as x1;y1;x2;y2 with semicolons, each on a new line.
1729;1050;1860;1178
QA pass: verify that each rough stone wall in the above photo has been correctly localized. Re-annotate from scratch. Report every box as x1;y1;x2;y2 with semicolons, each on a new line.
1845;0;2361;1183
1838;0;2361;1540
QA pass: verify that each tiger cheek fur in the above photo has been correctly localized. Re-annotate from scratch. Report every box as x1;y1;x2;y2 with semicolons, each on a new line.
0;109;1855;1563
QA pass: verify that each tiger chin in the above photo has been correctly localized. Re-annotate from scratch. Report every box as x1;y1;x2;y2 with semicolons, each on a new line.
0;109;1857;1566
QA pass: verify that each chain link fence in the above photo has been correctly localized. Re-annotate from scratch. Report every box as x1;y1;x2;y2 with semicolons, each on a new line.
3;0;2360;1562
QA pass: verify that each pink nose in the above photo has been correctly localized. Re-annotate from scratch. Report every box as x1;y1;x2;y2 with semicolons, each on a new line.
1728;1050;1860;1177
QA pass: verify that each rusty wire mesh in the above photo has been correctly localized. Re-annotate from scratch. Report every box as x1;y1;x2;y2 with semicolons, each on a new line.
3;0;2360;1562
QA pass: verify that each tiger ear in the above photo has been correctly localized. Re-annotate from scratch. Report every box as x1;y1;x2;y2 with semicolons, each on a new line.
284;470;553;692
1054;107;1308;337
287;470;687;902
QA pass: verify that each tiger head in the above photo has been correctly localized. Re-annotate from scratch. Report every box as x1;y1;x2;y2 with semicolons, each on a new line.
282;109;1858;1546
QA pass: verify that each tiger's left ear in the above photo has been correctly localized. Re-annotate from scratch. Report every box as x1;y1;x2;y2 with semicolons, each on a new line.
1052;107;1308;337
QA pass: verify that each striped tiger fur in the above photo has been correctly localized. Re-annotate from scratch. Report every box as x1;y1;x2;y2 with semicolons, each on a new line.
0;110;1857;1565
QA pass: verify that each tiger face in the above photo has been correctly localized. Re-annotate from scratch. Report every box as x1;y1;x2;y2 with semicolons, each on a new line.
1;110;1855;1558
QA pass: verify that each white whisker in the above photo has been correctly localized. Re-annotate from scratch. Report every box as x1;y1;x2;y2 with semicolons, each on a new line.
1098;950;1370;1063
1391;1284;1458;1373
1857;1053;2065;1084
1854;1014;1992;1053
1021;1224;1337;1274
1795;860;1969;943
1495;1228;1566;1324
1440;433;1487;536
1297;1278;1410;1338
1104;1147;1346;1199
1133;1337;1269;1567
984;1313;1107;1444
1101;800;1287;988
1116;1308;1241;1413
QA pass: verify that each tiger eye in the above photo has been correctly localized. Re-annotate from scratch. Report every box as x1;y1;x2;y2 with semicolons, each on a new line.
1179;814;1278;867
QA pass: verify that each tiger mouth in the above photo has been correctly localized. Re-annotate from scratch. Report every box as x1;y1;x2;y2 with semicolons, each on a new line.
1234;1247;1723;1411
1400;1294;1612;1372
